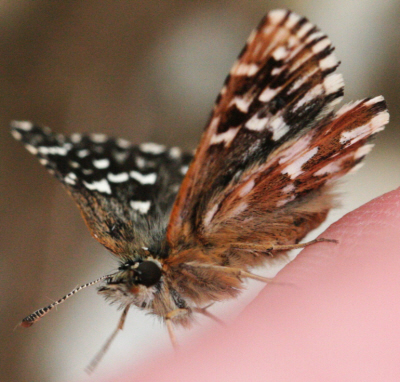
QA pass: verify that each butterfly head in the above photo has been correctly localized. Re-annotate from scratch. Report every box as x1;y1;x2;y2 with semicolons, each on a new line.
117;258;162;287
97;257;163;308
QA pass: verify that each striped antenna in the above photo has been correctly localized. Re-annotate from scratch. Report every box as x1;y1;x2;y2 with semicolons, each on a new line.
20;274;113;328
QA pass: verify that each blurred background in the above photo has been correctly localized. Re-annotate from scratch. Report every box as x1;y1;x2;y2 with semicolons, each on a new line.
1;1;400;381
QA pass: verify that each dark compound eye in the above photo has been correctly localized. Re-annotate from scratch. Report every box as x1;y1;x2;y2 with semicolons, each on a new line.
134;261;162;287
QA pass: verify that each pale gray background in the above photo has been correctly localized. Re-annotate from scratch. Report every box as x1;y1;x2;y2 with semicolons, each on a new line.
1;1;400;381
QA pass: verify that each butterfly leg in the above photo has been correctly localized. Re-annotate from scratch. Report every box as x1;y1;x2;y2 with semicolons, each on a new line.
269;238;338;252
217;239;338;283
232;238;337;253
186;262;275;283
194;304;225;326
204;239;337;282
165;308;189;351
86;305;130;374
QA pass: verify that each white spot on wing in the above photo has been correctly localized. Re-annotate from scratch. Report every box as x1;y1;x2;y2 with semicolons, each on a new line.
231;62;259;76
228;202;248;218
282;183;295;194
268;9;288;24
108;172;129;183
11;130;22;140
365;95;384;106
305;31;325;44
169;147;181;159
130;200;151;214
292;84;323;112
282;147;318;179
280;135;313;164
38;146;68;156
314;161;342;176
90;133;108;143
25;144;38;155
69;161;80;168
65;172;77;185
246;30;257;44
83;179;111;194
272;46;287;61
210;126;240;146
129;171;157;185
180;165;189;175
324;73;344;95
319;53;338;70
77;149;90;158
285;12;301;28
12;121;33;131
276;195;295;207
113;151;129;163
135;156;146;169
259;86;282;102
245;115;268;132
116;138;131;148
269;116;290;141
271;66;284;76
204;203;219;227
289;67;318;93
245;114;290;141
239;179;255;197
340;112;388;146
335;100;363;117
93;158;110;169
70;133;82;143
139;142;166;155
229;96;252;113
296;21;314;39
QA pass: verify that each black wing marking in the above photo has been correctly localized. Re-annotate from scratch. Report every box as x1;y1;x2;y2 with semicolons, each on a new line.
11;121;193;256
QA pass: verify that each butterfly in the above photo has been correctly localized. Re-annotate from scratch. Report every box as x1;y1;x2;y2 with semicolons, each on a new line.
12;9;389;371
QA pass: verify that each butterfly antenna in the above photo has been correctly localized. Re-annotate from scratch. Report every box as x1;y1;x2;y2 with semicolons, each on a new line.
19;274;113;328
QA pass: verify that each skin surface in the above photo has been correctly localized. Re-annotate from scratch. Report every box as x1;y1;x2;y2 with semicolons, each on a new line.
95;187;400;382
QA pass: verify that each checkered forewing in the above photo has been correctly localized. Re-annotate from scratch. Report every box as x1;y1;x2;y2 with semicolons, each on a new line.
11;122;192;256
167;10;388;255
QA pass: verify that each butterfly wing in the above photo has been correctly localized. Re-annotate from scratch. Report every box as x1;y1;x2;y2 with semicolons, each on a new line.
11;122;192;256
167;10;389;263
